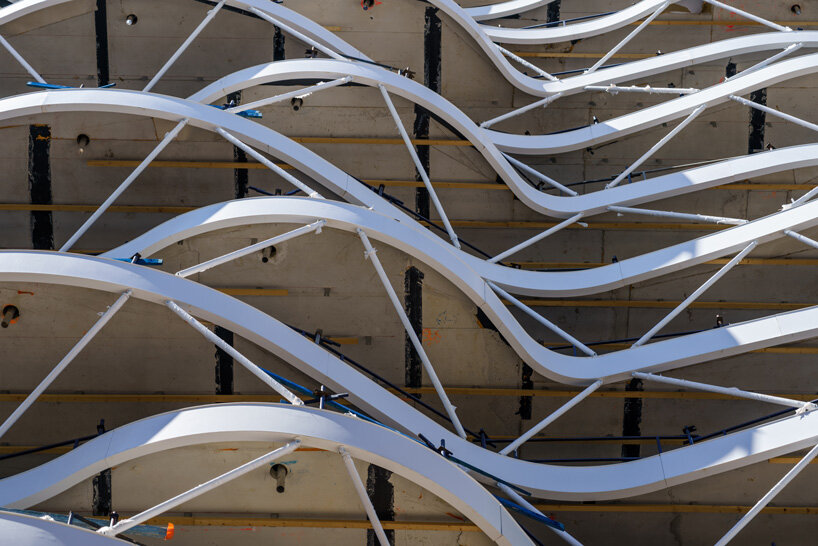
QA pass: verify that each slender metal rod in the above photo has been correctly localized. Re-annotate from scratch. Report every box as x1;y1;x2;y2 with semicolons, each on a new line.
377;84;460;249
143;0;226;92
785;229;818;250
60;119;189;252
339;447;390;546
702;0;792;32
99;440;300;537
585;84;699;95
606;104;706;189
0;290;131;440
217;128;323;198
633;372;813;411
497;483;584;546
503;154;578;196
730;94;818;134
633;241;756;346
226;77;352;113
715;441;818;545
496;44;559;82
177;220;326;278
608;205;747;225
488;282;596;356
356;229;466;438
500;380;602;455
0;34;45;83
165;300;303;405
480;93;563;129
728;43;802;81
248;7;345;60
490;213;584;263
585;0;671;75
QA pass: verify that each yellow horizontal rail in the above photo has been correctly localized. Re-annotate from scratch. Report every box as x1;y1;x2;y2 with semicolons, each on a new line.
534;503;818;514
516;258;818;268
515;298;811;310
146;515;478;531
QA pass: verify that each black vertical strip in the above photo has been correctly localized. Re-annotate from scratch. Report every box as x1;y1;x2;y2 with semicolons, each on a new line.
748;88;767;154
214;326;234;395
517;364;533;420
621;378;643;458
28;125;53;250
366;465;395;546
546;0;561;22
94;0;109;87
404;267;424;390
227;91;249;198
412;7;441;219
273;26;285;61
92;470;112;516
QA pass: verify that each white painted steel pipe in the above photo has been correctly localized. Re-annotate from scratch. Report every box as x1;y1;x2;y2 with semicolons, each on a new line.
176;220;325;278
226;77;352;113
500;380;602;455
490;213;584;263
0;33;45;83
143;0;226;92
585;0;671;75
356;229;466;438
702;0;791;32
377;84;460;249
633;241;757;346
339;447;390;546
608;206;747;225
497;482;584;546
730;94;818;134
165;300;304;405
784;229;818;250
633;372;812;410
59;119;189;252
0;290;131;440
480;92;563;129
98;440;300;536
729;43;802;80
217;128;323;198
495;44;559;82
502;154;578;196
248;6;345;61
715;442;818;545
606;104;706;189
488;282;596;357
585;85;699;95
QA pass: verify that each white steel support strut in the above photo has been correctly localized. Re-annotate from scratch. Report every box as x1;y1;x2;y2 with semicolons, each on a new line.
503;154;578;196
632;241;757;346
339;447;390;546
176;220;326;278
500;380;602;456
0;290;131;440
633;372;815;412
488;281;597;356
728;43;803;81
356;228;466;438
480;92;563;129
248;7;345;61
785;229;818;250
585;85;699;95
0;34;45;83
226;77;352;113
730;94;818;134
496;482;584;546
715;442;818;545
606;104;706;189
217;128;324;198
495;44;559;82
585;0;671;75
98;440;300;537
377;84;461;249
608;205;747;225
143;0;226;92
702;0;792;32
59;119;189;252
165;300;304;406
490;213;584;263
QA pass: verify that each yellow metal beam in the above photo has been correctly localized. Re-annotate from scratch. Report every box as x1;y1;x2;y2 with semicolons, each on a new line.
146;516;478;531
516;258;818;269
534;503;818;514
